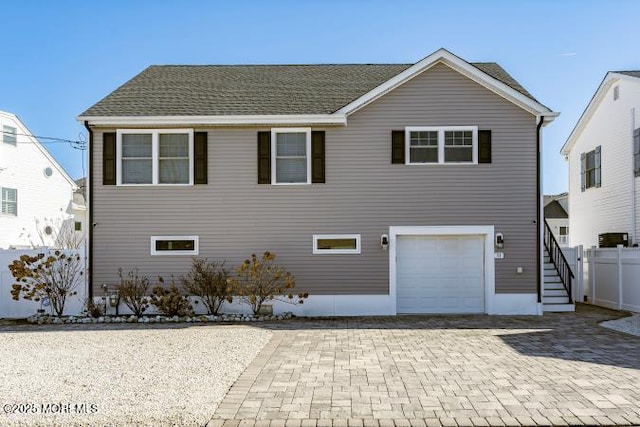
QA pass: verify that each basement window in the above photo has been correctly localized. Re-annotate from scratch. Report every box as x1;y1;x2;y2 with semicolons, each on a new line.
313;234;361;254
151;236;199;255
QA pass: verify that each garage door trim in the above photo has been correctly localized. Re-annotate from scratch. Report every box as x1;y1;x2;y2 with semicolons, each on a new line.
389;225;495;315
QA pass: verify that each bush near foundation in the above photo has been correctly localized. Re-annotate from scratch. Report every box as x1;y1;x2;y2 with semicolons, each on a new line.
182;258;233;315
150;277;193;317
229;251;308;315
116;268;150;316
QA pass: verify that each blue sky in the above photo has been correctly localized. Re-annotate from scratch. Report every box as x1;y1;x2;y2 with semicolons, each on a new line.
1;0;639;194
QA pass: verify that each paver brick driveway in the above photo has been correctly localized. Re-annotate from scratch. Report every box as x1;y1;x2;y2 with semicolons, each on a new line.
208;305;640;427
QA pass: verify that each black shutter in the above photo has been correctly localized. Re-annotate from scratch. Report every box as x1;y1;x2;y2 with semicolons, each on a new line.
194;132;208;184
595;145;601;188
478;130;492;163
580;152;586;192
103;132;116;185
311;131;325;183
257;131;271;184
391;130;405;164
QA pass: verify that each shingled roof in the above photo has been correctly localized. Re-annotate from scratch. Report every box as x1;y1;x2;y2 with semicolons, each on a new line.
80;62;536;117
616;71;640;78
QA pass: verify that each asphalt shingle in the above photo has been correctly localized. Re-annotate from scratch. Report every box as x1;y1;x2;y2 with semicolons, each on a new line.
80;62;536;117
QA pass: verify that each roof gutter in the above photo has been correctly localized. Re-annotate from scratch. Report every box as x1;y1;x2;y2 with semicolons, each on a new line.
77;114;347;127
83;121;94;300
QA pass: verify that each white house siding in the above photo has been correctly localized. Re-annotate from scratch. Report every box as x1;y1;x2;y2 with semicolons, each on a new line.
568;78;640;248
90;63;540;308
0;112;76;249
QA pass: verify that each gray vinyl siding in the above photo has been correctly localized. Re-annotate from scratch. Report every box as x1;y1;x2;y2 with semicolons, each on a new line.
91;63;537;295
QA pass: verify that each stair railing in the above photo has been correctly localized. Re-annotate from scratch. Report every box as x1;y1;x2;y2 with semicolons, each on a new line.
543;220;574;304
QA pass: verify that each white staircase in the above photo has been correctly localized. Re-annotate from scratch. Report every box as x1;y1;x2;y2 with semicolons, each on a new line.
542;248;575;312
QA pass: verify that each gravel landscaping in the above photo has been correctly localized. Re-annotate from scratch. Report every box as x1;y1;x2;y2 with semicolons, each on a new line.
600;312;640;336
0;324;271;426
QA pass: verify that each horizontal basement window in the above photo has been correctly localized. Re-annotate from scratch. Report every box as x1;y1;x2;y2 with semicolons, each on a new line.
313;234;361;255
151;236;199;256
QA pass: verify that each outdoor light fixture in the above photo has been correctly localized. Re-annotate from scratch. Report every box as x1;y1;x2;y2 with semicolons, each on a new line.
495;233;504;249
381;234;389;250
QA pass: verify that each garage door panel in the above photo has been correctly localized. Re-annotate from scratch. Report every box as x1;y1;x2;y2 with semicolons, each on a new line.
396;234;485;314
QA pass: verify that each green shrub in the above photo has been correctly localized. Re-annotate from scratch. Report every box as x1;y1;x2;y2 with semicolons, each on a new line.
229;251;308;315
150;277;193;317
182;257;233;315
116;268;150;316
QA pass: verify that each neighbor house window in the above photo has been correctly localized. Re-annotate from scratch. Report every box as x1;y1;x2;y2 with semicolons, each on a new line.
1;187;17;215
313;234;361;254
2;126;16;146
613;85;619;101
74;221;82;231
559;226;569;244
150;236;199;255
117;129;193;185
581;146;601;191
406;126;477;164
272;128;311;184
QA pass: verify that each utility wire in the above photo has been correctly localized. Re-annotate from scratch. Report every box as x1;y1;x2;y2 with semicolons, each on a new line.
2;130;86;147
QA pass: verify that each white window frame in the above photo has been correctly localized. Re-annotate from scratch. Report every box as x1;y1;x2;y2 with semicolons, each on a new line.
405;126;478;165
313;234;361;255
271;127;312;185
150;235;199;256
1;187;18;216
2;125;17;146
116;129;194;186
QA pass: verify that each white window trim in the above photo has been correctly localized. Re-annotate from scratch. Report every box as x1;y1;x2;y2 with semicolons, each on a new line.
2;125;17;146
116;129;194;186
1;187;18;216
150;235;199;256
405;126;478;165
313;234;361;255
271;127;312;185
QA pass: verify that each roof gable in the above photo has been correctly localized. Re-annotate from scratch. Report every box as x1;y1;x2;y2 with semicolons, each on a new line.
562;71;640;155
544;200;568;219
0;111;77;189
78;48;556;125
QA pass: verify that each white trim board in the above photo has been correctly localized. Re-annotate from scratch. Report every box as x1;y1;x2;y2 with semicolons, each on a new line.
389;225;496;315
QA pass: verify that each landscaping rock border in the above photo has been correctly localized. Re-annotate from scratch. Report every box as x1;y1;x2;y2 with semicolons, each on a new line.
26;312;293;325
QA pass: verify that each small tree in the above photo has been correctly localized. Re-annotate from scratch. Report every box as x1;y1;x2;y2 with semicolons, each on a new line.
150;277;193;317
182;257;233;315
229;251;308;315
9;250;84;317
116;268;150;316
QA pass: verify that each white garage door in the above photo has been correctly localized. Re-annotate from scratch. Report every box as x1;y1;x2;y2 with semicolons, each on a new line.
396;235;485;314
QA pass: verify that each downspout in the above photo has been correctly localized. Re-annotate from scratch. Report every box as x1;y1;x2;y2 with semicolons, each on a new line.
83;121;93;300
632;108;637;245
536;116;545;307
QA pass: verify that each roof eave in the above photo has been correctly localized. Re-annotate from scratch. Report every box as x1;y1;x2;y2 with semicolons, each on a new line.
336;48;557;120
78;114;347;127
561;72;640;155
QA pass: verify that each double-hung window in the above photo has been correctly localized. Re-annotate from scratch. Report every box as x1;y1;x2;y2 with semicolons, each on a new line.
272;128;311;185
581;146;601;190
117;129;193;185
405;126;477;164
634;128;640;177
2;126;16;146
1;187;17;215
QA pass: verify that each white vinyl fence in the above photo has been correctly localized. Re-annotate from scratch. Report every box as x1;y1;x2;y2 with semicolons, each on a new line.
0;247;87;318
582;245;640;313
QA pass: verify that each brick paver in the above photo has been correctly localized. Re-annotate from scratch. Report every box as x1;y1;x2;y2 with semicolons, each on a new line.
207;305;640;426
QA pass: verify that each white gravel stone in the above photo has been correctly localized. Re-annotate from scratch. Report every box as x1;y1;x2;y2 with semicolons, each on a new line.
0;324;271;426
601;313;640;336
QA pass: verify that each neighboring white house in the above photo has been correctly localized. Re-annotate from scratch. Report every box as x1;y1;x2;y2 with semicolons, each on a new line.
0;111;78;249
544;192;569;246
561;71;640;248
